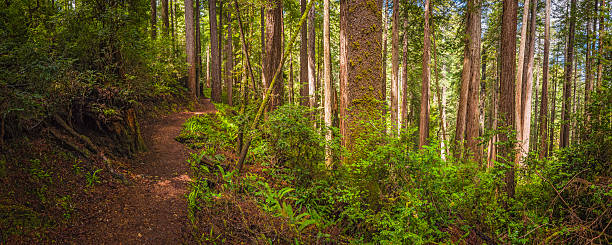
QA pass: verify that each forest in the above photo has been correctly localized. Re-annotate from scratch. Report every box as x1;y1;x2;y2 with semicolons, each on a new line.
0;0;610;244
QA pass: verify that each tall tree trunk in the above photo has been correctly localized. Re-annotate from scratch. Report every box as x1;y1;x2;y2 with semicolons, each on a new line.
382;0;389;111
597;0;605;89
432;25;447;159
560;0;576;148
515;0;531;152
519;0;537;161
195;0;201;97
171;0;176;54
151;0;157;39
539;0;550;159
264;0;284;111
226;11;234;105
391;0;400;136
206;44;210;88
209;0;222;102
300;0;309;106
234;0;256;103
324;0;332;168
290;50;294;104
260;7;266;97
161;0;168;36
308;6;316;110
419;0;431;148
499;0;518;199
401;20;409;129
339;0;383;160
184;0;196;99
585;18;593;105
549;57;558;154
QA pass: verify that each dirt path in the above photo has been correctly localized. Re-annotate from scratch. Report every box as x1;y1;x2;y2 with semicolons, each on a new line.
66;100;216;244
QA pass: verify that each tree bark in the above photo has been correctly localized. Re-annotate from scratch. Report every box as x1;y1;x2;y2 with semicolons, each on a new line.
419;0;431;148
539;0;551;159
184;0;196;99
195;0;201;97
151;0;157;39
519;0;537;161
300;0;309;106
391;0;400;136
308;6;317;110
401;20;409;130
226;11;234;105
161;0;168;36
339;0;383;160
515;0;531;153
324;0;332;168
560;0;576;148
209;0;222;102
549;56;558;154
264;0;284;111
499;0;518;199
597;0;605;89
431;23;447;159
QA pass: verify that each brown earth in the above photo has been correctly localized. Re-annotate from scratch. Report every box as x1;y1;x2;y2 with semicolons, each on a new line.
61;100;216;244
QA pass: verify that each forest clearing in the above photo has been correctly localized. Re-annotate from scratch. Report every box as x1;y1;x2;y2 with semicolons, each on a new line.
0;0;610;244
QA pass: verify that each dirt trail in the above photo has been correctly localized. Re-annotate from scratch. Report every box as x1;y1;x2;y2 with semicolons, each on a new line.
65;100;216;244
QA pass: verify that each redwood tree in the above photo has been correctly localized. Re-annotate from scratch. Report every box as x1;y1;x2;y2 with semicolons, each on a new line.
209;0;222;102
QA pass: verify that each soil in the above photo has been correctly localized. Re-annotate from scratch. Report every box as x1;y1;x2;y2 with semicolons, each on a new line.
61;100;216;244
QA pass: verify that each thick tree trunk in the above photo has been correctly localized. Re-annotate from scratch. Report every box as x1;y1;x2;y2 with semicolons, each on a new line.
308;7;316;110
391;0;400;136
184;0;196;99
560;0;576;148
226;11;234;105
209;0;222;102
161;0;168;36
324;0;332;168
300;0;309;106
339;0;383;159
264;0;284;111
539;0;550;159
419;0;431;148
519;0;537;161
151;0;157;39
499;0;518;199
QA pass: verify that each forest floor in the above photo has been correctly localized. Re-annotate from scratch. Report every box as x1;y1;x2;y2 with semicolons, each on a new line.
61;100;216;244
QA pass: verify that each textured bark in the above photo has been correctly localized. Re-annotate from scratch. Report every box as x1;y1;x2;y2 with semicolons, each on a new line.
549;56;558;154
519;0;537;161
391;0;400;136
209;0;222;102
300;0;309;106
324;0;332;168
308;7;316;110
161;0;168;36
401;23;409;129
515;0;531;151
264;0;284;111
226;11;234;105
560;0;576;148
499;0;518;199
151;0;157;39
184;0;196;99
456;0;481;160
432;27;447;158
419;0;431;148
195;0;201;97
339;0;383;157
597;0;605;88
539;0;551;159
382;0;389;110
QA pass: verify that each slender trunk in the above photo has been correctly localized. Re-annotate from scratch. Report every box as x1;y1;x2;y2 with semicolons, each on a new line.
206;44;210;88
151;0;157;39
499;0;518;199
185;0;196;99
171;0;176;54
401;21;409;130
419;0;431;148
195;0;201;97
391;0;400;136
300;0;309;106
260;7;266;98
324;0;332;168
290;50;294;104
539;0;550;159
519;0;537;161
549;57;558;154
308;6;316;110
226;11;234;105
209;0;222;102
382;0;389;110
431;26;447;158
597;0;605;89
560;0;576;148
515;0;531;151
162;0;169;36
